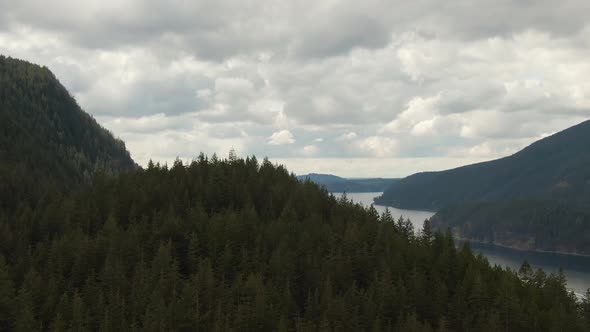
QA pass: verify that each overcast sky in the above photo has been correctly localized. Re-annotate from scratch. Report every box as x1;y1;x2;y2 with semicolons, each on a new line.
1;0;589;177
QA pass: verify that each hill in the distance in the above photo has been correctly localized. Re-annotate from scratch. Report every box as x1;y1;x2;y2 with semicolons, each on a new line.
297;173;398;192
0;55;136;211
375;119;590;211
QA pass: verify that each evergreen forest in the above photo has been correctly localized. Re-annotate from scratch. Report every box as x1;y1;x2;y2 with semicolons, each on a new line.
1;156;590;331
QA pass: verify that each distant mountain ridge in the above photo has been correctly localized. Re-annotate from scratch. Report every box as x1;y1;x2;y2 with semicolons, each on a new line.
297;173;398;193
375;120;590;211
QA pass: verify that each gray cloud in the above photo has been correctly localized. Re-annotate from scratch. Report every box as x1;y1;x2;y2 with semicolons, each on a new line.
4;0;590;58
1;0;589;176
435;0;590;39
291;2;392;58
80;75;211;116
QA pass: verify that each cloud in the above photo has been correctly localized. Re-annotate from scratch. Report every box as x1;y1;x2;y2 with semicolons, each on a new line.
358;136;398;158
336;132;358;141
380;95;441;134
291;3;392;58
268;130;295;145
300;145;320;157
1;0;589;177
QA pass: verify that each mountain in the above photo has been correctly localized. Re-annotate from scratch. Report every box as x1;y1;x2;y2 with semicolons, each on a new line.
297;173;345;184
298;173;398;192
0;55;136;211
375;119;590;211
431;199;590;255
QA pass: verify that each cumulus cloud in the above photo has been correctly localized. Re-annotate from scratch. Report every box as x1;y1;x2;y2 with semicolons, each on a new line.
358;136;398;158
268;130;295;145
336;132;358;141
300;145;320;157
1;0;589;176
380;95;441;134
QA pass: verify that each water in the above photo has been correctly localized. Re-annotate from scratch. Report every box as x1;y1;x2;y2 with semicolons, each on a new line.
336;192;590;297
466;242;590;297
333;192;435;231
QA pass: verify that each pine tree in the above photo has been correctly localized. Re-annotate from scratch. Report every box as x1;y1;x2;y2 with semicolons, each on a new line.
71;292;87;332
15;288;38;332
518;260;533;283
420;219;434;245
0;255;15;330
582;289;590;326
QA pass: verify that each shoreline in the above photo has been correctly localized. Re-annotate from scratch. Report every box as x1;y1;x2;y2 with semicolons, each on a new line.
372;200;438;213
455;236;590;258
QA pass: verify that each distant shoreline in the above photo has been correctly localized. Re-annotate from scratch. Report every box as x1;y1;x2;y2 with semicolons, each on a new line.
455;236;590;258
371;199;438;213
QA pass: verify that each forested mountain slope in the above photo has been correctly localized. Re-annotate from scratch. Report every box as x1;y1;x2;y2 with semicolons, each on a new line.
297;173;398;192
0;56;136;212
431;200;590;255
1;156;589;331
375;120;590;211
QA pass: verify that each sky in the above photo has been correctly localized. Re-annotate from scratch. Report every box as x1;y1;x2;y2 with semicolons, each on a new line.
1;0;589;177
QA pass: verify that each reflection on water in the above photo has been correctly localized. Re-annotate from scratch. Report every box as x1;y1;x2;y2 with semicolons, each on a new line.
336;192;590;297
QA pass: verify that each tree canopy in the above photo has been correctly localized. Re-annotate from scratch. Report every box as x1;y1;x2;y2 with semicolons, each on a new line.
0;155;589;331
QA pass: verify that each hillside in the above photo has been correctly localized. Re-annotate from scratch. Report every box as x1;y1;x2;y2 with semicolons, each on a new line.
0;55;136;211
375;120;590;211
431;200;590;255
298;173;398;192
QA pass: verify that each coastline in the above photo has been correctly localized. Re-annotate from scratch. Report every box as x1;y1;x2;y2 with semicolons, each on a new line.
372;200;438;213
455;236;590;258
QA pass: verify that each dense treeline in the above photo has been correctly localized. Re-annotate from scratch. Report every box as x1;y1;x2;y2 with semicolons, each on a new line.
431;200;590;255
376;119;590;211
0;55;136;214
1;155;590;331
